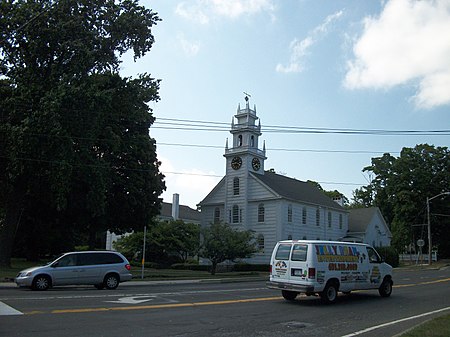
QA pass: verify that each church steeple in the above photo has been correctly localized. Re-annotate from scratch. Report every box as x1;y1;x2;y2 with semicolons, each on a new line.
224;96;267;174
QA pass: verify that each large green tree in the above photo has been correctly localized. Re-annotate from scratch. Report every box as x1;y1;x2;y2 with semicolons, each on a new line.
352;144;450;256
0;0;165;266
200;223;258;275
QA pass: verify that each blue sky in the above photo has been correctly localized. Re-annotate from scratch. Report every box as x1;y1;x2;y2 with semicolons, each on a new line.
121;0;450;209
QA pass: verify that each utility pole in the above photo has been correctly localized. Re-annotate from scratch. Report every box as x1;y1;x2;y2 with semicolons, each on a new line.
141;226;146;279
427;192;450;265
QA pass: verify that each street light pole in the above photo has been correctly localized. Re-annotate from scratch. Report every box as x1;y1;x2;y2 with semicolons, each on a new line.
427;196;431;265
427;192;450;265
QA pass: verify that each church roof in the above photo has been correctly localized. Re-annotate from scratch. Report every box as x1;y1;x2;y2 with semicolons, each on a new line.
160;202;201;222
252;171;345;211
348;207;380;232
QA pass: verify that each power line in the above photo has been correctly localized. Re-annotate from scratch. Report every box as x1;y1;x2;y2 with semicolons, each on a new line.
0;155;367;187
0;129;402;154
155;117;450;136
156;142;400;155
161;171;364;186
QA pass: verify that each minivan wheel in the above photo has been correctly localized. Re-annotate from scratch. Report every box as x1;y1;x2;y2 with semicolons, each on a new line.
281;290;298;301
32;275;51;291
379;278;393;297
320;281;338;304
104;274;119;290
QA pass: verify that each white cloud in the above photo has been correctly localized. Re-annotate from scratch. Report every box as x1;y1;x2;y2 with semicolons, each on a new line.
159;156;221;209
175;0;275;24
175;2;210;24
344;0;450;109
177;33;200;56
276;10;343;74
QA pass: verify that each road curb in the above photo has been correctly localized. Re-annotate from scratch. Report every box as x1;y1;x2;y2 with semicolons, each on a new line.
0;276;267;289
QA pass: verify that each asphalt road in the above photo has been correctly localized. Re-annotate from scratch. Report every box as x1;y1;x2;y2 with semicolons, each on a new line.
1;267;450;337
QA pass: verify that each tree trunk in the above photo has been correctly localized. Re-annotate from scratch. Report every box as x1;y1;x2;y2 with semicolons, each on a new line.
0;193;24;267
210;261;217;275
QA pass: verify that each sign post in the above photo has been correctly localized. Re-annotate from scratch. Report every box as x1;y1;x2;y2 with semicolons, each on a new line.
141;226;146;279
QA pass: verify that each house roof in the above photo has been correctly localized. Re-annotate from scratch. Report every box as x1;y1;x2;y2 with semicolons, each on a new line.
160;202;201;222
251;171;345;211
348;207;379;232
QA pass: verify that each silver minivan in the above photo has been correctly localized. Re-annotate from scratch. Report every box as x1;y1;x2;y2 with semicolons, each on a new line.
15;251;132;290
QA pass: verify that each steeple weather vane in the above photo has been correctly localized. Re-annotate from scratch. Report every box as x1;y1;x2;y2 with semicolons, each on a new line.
243;92;251;102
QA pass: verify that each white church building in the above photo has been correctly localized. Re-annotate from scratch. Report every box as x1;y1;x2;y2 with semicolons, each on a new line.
198;98;349;264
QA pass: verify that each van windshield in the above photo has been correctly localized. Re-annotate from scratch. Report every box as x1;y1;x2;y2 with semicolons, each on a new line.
291;244;308;261
275;244;291;260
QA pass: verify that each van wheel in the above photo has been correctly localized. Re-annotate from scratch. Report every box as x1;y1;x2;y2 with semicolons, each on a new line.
104;274;119;290
281;290;298;301
32;275;51;291
320;281;338;304
379;278;393;297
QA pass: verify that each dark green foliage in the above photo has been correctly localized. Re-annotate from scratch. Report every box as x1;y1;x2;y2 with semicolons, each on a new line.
376;246;399;268
0;0;164;266
200;223;258;275
352;145;450;257
113;220;200;267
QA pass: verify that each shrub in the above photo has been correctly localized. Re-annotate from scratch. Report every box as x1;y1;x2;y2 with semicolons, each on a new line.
376;246;399;267
170;263;209;271
233;264;269;272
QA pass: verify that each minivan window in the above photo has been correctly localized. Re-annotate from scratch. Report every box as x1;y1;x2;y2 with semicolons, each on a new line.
275;244;291;260
55;254;77;267
291;244;308;261
77;252;124;265
97;253;124;264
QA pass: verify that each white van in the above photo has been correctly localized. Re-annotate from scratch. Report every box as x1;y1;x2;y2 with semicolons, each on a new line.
267;240;393;303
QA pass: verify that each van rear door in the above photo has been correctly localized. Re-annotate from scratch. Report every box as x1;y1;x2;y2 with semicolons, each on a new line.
290;243;309;280
272;243;292;282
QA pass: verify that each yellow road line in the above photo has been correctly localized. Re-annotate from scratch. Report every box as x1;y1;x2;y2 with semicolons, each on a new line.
394;277;450;288
24;277;450;315
27;296;282;315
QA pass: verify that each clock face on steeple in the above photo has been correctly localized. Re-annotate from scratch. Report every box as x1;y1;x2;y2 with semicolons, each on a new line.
252;157;261;171
231;156;242;170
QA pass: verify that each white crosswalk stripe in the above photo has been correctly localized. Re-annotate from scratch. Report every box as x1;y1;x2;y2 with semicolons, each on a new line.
0;301;23;316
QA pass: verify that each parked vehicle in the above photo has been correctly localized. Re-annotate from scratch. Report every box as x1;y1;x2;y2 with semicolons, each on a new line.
267;240;393;303
15;251;132;291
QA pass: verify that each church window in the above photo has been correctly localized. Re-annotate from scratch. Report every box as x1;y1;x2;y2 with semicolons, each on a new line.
258;204;265;222
328;212;332;228
250;135;255;147
233;177;240;195
214;207;220;224
287;205;292;223
302;207;307;224
288;234;292;240
232;205;239;223
339;214;343;229
238;135;242;146
316;208;320;226
257;234;264;252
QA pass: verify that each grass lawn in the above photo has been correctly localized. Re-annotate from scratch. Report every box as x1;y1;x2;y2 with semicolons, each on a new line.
400;314;450;337
1;258;54;282
0;258;267;282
